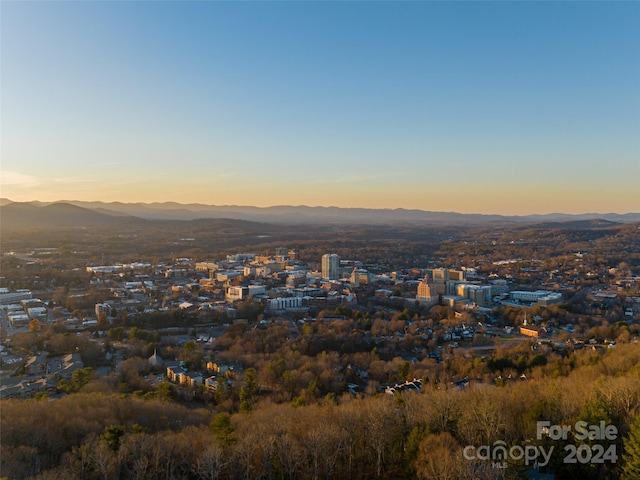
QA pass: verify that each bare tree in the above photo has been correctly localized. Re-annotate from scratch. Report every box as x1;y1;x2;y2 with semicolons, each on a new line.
194;444;227;480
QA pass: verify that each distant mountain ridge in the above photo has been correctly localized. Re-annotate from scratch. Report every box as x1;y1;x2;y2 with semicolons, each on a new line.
0;201;142;228
1;198;639;228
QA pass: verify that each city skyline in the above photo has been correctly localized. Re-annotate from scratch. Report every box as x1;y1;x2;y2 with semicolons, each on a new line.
2;1;639;215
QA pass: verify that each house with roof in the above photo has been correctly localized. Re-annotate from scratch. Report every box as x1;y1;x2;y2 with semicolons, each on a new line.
0;376;57;399
385;378;423;395
56;354;84;380
24;353;48;375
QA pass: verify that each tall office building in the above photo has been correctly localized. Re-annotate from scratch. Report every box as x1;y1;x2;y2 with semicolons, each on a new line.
428;268;466;295
350;267;360;287
275;247;288;262
416;275;438;306
322;254;340;280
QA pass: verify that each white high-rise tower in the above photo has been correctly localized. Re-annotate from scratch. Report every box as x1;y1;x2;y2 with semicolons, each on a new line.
321;254;340;280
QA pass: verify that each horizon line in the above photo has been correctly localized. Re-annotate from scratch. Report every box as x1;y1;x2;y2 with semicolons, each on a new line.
1;198;638;218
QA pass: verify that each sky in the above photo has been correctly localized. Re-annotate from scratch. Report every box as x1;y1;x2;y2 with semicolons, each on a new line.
2;1;639;215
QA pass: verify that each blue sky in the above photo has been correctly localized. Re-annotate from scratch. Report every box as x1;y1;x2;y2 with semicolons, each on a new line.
2;1;639;214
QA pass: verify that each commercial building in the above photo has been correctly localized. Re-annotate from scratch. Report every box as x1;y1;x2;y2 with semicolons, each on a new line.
520;326;538;338
266;296;304;312
226;286;248;302
455;284;492;306
416;275;438;306
195;262;219;274
510;290;562;306
427;268;466;295
95;303;111;319
322;254;340;280
226;254;256;263
288;248;299;261
0;290;32;305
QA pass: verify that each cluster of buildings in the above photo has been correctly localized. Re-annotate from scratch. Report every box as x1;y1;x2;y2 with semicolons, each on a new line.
3;248;583;340
416;268;495;307
0;245;592;356
0;353;84;399
0;288;48;328
84;250;367;319
74;249;569;323
164;359;238;396
414;267;560;310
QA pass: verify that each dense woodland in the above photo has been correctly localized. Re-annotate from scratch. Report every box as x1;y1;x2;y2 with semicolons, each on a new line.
2;343;640;479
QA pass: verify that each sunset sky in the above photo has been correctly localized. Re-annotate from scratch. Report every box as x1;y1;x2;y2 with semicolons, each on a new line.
2;1;639;215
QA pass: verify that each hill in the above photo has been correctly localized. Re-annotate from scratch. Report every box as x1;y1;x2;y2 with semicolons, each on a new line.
0;201;142;229
2;198;638;226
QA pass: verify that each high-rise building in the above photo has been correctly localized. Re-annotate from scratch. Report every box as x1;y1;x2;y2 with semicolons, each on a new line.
416;275;438;306
95;303;111;319
350;267;360;287
427;268;466;295
322;254;340;280
288;249;299;261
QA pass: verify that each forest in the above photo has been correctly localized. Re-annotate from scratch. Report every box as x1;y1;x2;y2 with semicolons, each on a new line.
2;342;640;479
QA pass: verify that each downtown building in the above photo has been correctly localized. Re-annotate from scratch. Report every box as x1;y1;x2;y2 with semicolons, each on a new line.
322;254;340;280
416;275;439;306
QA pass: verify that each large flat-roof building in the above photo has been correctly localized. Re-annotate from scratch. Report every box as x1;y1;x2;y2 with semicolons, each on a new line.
510;290;562;306
0;291;32;305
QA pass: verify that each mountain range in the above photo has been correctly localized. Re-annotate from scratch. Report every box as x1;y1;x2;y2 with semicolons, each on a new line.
1;198;639;229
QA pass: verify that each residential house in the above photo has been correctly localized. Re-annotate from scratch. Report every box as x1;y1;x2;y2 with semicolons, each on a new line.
24;353;48;375
0;376;57;399
57;354;84;380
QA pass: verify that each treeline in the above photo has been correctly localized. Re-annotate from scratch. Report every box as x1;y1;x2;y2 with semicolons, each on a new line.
2;344;640;479
0;221;446;272
437;222;640;283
